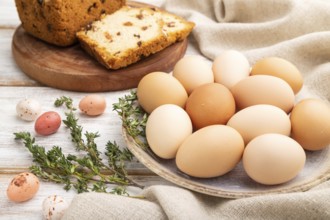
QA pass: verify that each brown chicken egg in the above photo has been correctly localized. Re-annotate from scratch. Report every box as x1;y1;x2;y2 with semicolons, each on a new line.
251;57;303;94
176;125;244;178
185;83;236;130
227;104;291;144
231;75;295;113
146;104;193;159
173;56;214;95
137;72;188;113
243;134;306;185
212;50;250;88
290;98;330;151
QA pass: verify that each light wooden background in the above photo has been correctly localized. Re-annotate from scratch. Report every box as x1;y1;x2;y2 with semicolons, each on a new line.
0;0;202;219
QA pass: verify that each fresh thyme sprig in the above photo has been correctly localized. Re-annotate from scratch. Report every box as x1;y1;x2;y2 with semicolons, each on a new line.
113;90;149;149
14;96;143;195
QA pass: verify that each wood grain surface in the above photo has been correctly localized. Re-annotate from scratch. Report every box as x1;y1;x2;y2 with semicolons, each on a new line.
11;1;188;92
1;0;179;218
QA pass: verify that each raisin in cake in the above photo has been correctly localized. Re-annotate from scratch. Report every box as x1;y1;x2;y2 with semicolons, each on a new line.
15;0;125;47
76;6;195;69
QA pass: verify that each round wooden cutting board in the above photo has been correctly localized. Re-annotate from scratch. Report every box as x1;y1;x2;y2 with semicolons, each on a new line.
12;3;188;92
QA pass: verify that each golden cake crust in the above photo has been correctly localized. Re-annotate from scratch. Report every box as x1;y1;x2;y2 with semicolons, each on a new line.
15;0;125;46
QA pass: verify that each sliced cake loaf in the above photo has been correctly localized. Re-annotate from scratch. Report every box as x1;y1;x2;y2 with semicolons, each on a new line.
15;0;125;46
76;6;195;69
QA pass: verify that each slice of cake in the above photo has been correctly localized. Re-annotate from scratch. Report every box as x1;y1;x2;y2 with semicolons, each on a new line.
156;9;195;46
77;6;167;69
76;6;195;69
15;0;125;47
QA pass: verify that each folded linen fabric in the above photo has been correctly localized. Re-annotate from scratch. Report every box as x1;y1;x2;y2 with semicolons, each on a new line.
63;0;330;219
164;0;330;100
63;182;330;220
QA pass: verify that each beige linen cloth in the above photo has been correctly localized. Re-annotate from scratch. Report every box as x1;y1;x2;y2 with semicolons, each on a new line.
63;0;330;219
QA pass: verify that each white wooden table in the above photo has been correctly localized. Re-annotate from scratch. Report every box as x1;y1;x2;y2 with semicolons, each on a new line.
0;0;201;218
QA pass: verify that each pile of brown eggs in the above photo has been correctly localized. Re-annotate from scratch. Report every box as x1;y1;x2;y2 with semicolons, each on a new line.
136;50;330;185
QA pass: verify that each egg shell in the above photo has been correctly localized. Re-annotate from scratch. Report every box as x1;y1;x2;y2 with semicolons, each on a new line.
172;55;214;94
146;104;193;159
79;94;106;116
185;83;236;130
243;134;306;185
16;98;41;121
137;72;188;113
212;50;250;88
35;111;61;136
42;195;69;220
290;98;330;151
250;57;303;94
230;75;295;113
176;125;244;178
7;172;40;202
227;104;291;144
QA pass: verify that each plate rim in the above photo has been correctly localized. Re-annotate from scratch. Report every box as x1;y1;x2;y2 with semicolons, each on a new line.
122;126;330;198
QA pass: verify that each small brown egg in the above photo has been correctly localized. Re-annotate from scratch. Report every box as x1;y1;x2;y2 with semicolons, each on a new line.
290;98;330;151
243;134;306;185
176;125;244;178
185;83;236;130
231;75;295;113
7;172;40;202
137;72;188;113
250;57;303;94
227;104;291;144
146;104;193;159
172;56;214;94
212;50;250;88
79;94;106;116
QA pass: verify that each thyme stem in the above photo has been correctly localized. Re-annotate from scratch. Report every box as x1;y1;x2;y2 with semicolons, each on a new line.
14;95;145;196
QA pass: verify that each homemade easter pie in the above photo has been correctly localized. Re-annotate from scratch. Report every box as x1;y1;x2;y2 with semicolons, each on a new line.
15;0;125;46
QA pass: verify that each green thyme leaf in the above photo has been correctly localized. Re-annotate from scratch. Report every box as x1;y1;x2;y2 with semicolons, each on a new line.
14;95;144;196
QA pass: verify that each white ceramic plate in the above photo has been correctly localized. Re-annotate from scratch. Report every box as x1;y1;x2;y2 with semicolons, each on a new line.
122;126;330;198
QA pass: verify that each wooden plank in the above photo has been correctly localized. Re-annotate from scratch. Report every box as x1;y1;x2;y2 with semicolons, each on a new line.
0;29;41;86
0;86;153;173
0;173;171;220
0;0;20;28
0;1;201;218
0;85;172;219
